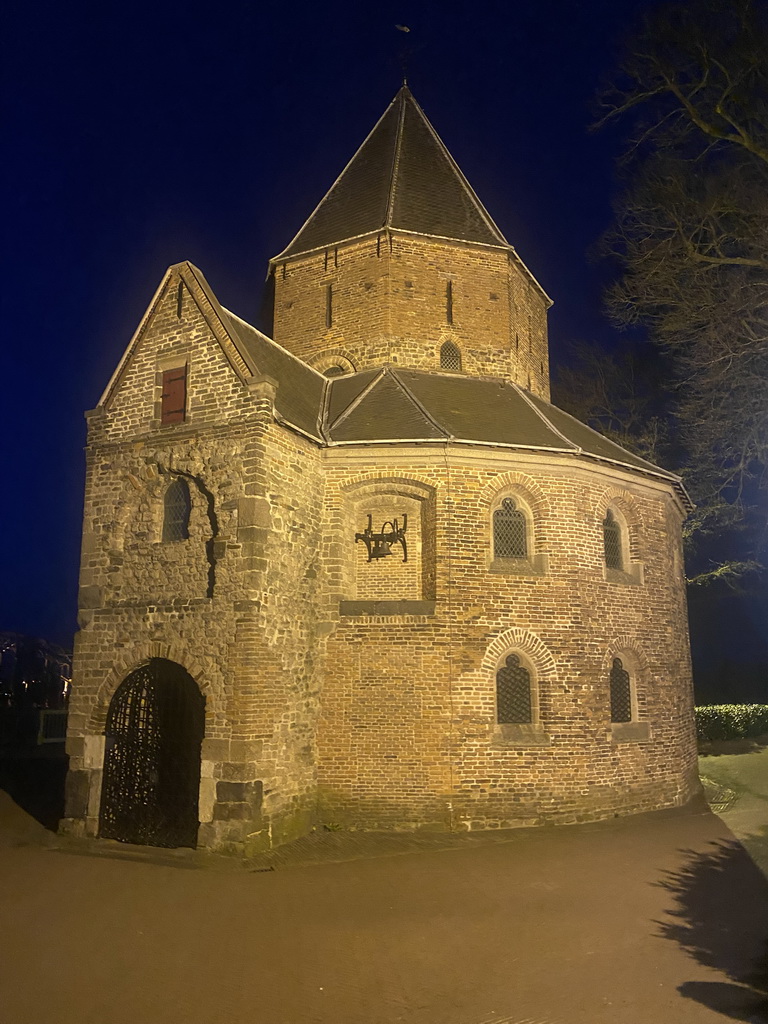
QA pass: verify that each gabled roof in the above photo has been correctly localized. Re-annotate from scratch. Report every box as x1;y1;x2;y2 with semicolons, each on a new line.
274;86;509;260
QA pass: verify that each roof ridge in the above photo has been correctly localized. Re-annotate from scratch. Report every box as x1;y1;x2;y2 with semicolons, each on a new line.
528;388;682;480
220;306;328;381
326;368;387;431
389;368;450;438
405;93;508;246
509;381;580;452
272;93;400;262
385;90;408;226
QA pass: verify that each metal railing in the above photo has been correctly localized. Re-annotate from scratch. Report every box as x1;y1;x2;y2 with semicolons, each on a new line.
37;709;68;744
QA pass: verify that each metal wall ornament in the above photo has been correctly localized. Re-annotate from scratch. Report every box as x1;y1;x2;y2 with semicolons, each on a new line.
355;513;408;562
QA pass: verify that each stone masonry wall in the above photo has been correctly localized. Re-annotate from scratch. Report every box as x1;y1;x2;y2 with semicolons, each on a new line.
64;268;327;853
315;446;698;831
272;232;550;399
66;259;696;851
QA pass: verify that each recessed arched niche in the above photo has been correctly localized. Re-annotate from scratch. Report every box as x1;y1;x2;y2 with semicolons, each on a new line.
337;478;436;613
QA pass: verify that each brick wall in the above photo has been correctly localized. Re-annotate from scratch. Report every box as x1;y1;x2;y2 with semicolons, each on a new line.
315;448;698;831
272;232;551;398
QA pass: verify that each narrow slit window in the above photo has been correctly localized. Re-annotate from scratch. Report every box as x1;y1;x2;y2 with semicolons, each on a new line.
496;654;532;723
493;498;527;558
610;658;632;723
161;366;187;425
162;479;191;543
440;340;462;372
446;280;453;324
325;284;333;328
603;509;623;570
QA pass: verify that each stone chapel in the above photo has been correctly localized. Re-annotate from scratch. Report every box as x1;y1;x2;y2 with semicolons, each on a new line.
62;86;701;852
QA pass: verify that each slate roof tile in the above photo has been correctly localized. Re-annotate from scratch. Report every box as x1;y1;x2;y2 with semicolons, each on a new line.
276;86;507;259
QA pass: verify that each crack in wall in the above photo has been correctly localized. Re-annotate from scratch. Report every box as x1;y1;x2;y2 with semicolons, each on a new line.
161;465;220;598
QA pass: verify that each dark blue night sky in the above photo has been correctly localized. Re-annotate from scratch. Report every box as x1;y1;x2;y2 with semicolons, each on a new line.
5;0;762;689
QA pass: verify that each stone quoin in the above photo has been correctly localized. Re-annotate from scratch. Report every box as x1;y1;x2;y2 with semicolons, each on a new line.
62;86;700;853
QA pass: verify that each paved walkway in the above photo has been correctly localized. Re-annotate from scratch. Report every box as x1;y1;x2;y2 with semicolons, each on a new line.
699;747;768;878
2;787;768;1024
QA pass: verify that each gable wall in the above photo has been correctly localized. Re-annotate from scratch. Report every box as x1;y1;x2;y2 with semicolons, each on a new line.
102;280;253;443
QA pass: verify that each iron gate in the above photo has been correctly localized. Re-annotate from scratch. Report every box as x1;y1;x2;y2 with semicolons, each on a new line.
99;659;205;848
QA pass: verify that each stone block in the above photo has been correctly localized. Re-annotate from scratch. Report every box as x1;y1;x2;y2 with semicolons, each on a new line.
65;736;85;757
87;771;103;818
199;777;216;823
83;734;105;769
228;739;262;761
217;781;247;802
238;497;271;527
64;771;90;819
201;738;230;761
79;585;104;609
213;801;251;821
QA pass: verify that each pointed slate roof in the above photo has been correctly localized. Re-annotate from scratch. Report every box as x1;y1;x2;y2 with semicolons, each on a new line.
275;86;509;260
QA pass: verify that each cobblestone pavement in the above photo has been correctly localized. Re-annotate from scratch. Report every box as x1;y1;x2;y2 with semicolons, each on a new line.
2;789;768;1024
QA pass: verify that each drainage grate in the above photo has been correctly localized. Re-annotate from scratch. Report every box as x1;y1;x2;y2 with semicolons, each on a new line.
472;1017;565;1024
700;775;739;813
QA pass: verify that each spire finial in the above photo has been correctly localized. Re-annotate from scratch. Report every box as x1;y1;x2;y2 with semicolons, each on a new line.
395;24;411;86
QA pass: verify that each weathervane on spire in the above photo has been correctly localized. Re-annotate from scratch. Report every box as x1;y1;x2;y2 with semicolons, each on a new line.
395;24;411;86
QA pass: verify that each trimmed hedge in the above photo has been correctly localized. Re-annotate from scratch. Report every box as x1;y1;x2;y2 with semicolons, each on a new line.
695;704;768;742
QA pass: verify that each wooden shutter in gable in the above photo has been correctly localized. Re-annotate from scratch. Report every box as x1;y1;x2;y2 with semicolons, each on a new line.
161;366;187;424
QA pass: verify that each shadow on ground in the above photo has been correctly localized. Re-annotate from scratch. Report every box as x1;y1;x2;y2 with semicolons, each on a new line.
658;837;768;1022
699;735;768;757
0;752;68;831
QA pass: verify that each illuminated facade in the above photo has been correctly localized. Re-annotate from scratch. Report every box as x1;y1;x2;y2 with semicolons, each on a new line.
63;88;700;852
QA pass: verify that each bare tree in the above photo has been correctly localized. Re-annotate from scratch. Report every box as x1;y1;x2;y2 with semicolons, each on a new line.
597;0;768;567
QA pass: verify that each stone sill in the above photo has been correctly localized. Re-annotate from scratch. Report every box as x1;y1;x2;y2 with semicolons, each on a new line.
339;600;436;617
489;553;548;576
611;721;651;743
605;562;644;586
491;723;551;747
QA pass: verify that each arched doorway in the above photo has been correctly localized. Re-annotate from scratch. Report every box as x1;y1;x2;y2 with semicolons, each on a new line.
99;659;205;848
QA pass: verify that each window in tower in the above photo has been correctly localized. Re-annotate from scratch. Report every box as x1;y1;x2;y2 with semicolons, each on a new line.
440;340;462;372
446;280;454;324
325;284;333;328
